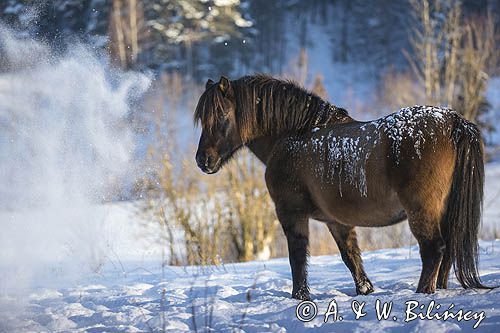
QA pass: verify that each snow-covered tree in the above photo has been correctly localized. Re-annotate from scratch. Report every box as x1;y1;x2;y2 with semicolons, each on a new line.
108;0;146;69
143;0;252;74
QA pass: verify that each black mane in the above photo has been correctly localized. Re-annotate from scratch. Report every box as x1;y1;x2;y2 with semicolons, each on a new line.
195;74;351;142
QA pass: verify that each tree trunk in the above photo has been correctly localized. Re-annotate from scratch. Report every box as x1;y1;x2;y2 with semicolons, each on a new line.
112;0;127;68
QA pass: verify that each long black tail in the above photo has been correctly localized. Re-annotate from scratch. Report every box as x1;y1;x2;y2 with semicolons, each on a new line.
441;115;490;289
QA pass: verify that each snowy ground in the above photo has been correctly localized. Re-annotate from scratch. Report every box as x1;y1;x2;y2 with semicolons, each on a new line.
1;240;500;332
1;164;500;332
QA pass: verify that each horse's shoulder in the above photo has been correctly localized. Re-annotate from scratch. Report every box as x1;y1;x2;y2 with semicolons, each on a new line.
263;138;297;192
265;135;300;164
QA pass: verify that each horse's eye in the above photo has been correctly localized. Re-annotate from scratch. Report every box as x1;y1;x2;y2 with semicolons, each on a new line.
220;121;230;135
219;108;229;118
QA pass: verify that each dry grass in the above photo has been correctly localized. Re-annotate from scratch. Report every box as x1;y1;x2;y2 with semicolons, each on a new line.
139;148;285;265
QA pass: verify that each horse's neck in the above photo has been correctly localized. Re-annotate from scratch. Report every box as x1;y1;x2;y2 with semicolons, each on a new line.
240;83;353;164
246;136;279;165
245;112;354;165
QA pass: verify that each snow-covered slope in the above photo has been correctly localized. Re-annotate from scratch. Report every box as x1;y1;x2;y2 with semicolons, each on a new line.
1;160;499;333
1;240;500;332
1;162;500;332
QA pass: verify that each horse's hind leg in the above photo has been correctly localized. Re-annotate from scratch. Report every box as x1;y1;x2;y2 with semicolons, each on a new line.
407;212;445;293
437;206;453;289
395;139;454;293
437;251;452;289
327;222;374;295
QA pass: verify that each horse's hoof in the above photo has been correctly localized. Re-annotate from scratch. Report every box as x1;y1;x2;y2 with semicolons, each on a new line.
416;286;436;294
292;288;311;301
292;293;312;301
436;280;448;289
356;280;374;295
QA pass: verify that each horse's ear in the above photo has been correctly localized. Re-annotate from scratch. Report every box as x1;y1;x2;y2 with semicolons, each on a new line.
218;76;232;97
205;78;214;90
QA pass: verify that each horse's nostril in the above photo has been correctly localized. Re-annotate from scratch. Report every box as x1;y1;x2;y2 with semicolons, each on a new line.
196;154;205;169
196;151;217;172
205;156;212;167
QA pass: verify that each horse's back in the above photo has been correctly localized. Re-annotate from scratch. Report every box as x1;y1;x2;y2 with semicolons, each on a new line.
265;105;458;227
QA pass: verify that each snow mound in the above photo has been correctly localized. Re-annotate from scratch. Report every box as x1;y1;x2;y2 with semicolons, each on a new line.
2;240;500;332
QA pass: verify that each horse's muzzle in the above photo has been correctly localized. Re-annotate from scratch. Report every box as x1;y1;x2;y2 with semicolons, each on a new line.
196;152;221;174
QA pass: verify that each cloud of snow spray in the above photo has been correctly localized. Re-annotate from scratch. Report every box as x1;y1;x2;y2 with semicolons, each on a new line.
0;24;150;301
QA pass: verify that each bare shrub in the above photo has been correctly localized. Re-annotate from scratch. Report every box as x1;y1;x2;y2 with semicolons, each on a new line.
377;69;423;111
287;48;309;86
311;74;329;100
457;14;498;122
222;150;282;261
140;150;284;265
405;0;499;126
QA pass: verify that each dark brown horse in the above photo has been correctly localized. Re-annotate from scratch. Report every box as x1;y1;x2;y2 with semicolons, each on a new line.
194;74;489;300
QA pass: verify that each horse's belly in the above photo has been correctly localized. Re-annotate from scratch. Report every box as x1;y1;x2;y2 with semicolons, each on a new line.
315;195;404;227
308;174;405;227
304;153;404;226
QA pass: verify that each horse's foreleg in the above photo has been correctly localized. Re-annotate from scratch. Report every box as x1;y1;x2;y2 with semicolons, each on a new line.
327;222;374;295
408;214;445;294
277;210;310;301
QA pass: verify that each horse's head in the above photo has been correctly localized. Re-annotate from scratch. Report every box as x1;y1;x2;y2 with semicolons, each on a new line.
194;76;242;174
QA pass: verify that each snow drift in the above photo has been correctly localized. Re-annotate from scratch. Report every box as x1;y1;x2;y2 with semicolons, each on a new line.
0;24;150;298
